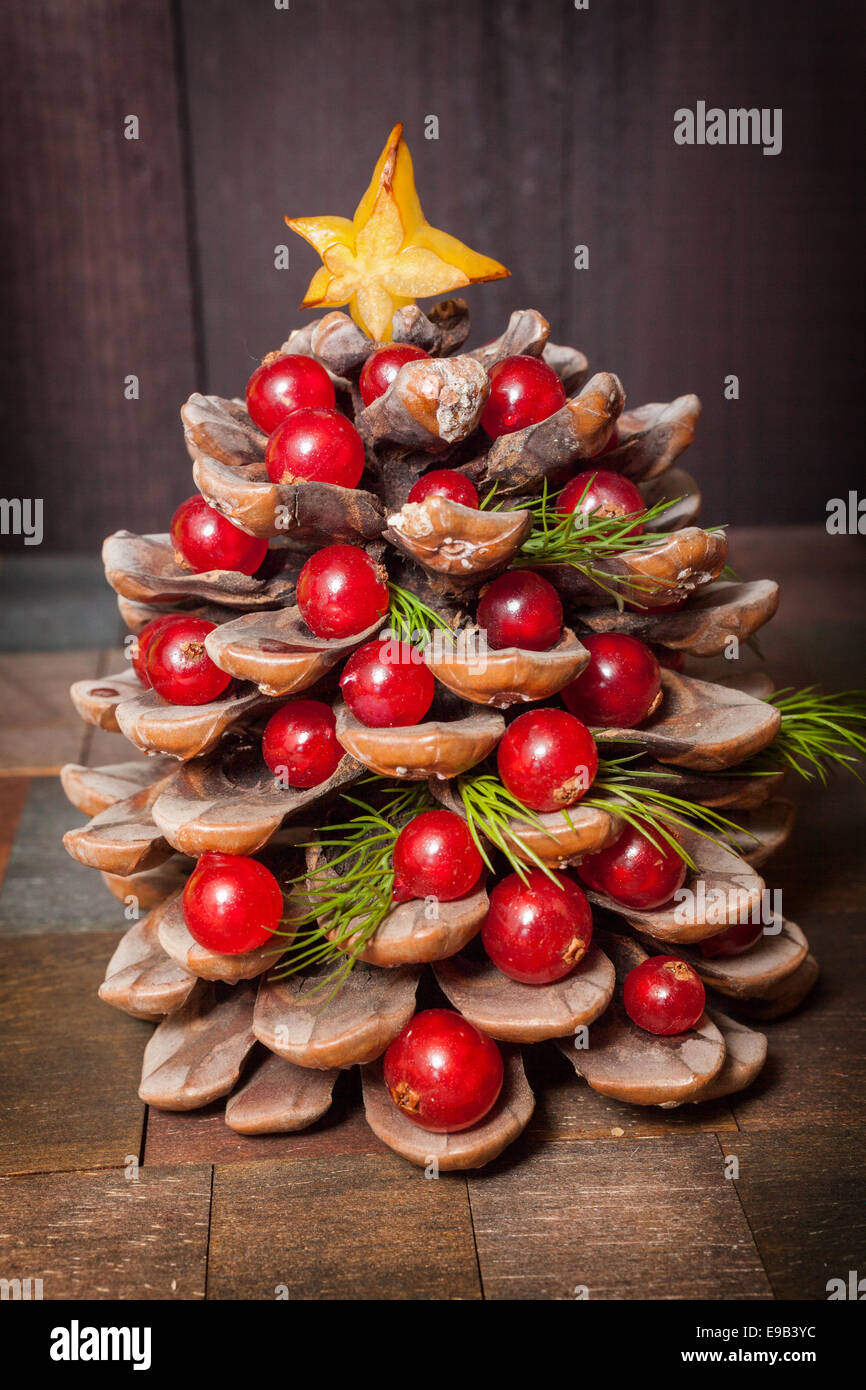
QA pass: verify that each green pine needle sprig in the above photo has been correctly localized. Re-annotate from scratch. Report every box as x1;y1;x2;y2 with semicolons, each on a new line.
756;687;866;783
387;583;456;648
585;753;746;867
510;477;705;610
456;757;744;875
455;772;564;885
273;781;434;995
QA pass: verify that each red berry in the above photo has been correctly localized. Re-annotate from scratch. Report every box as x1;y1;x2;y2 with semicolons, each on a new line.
182;852;283;954
561;632;661;728
481;355;566;438
392;810;484;902
477;570;563;652
262;699;342;788
296;544;389;639
339;640;435;728
558;469;646;536
245;352;335;434
145;617;231;705
265;407;365;489
577;823;687;910
359;344;430;406
482;869;593;984
383;1009;504;1133
132;615;185;687
170;495;269;576
497;709;598;813
698;922;764;958
623;955;706;1035
407;469;479;508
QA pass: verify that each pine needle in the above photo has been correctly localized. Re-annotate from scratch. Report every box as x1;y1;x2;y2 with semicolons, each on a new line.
272;781;434;995
387;583;455;647
456;756;745;876
455;772;564;885
756;687;866;783
585;754;746;866
510;477;699;610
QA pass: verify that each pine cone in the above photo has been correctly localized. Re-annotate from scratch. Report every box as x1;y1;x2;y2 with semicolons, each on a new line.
61;298;813;1170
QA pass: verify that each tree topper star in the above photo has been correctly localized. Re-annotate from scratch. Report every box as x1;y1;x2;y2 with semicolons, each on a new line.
286;123;510;342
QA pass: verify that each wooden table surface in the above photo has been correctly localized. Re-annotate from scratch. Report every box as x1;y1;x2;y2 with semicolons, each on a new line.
0;526;863;1301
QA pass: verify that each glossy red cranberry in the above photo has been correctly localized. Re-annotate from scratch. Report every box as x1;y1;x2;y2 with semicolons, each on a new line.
339;640;435;727
558;469;646;536
383;1009;504;1133
476;570;563;652
145;617;231;705
392;810;484;902
296;544;389;639
407;469;479;508
561;632;661;728
246;352;335;434
497;709;598;812
359;344;431;406
698;922;764;958
262;700;342;788
132;615;185;687
623;955;706;1035
265;407;365;488
182;852;284;954
577;823;687;910
170;495;269;576
482;869;593;984
480;355;566;438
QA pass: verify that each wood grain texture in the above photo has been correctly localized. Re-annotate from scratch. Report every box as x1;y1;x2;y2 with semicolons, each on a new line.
1;5;862;545
728;912;866;1131
144;1067;387;1167
0;1164;210;1299
0;522;862;1297
0;650;100;775
0;778;131;935
726;1129;866;1300
208;1154;481;1299
176;0;861;535
525;1042;738;1141
468;1135;772;1300
0;931;149;1174
0;777;29;890
0;0;198;550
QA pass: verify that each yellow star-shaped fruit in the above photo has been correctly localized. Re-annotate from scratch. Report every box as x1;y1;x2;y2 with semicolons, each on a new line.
286;123;510;342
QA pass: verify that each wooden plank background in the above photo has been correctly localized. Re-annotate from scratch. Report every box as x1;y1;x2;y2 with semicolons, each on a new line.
0;527;863;1296
0;0;862;550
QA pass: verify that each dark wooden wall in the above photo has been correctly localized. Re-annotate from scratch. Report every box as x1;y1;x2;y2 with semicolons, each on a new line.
0;0;862;550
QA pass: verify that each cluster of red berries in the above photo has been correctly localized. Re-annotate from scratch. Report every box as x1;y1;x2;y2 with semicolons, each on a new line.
132;346;719;1135
246;347;581;502
247;352;366;490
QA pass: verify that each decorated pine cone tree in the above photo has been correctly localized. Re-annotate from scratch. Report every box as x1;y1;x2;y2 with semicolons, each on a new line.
62;125;866;1169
